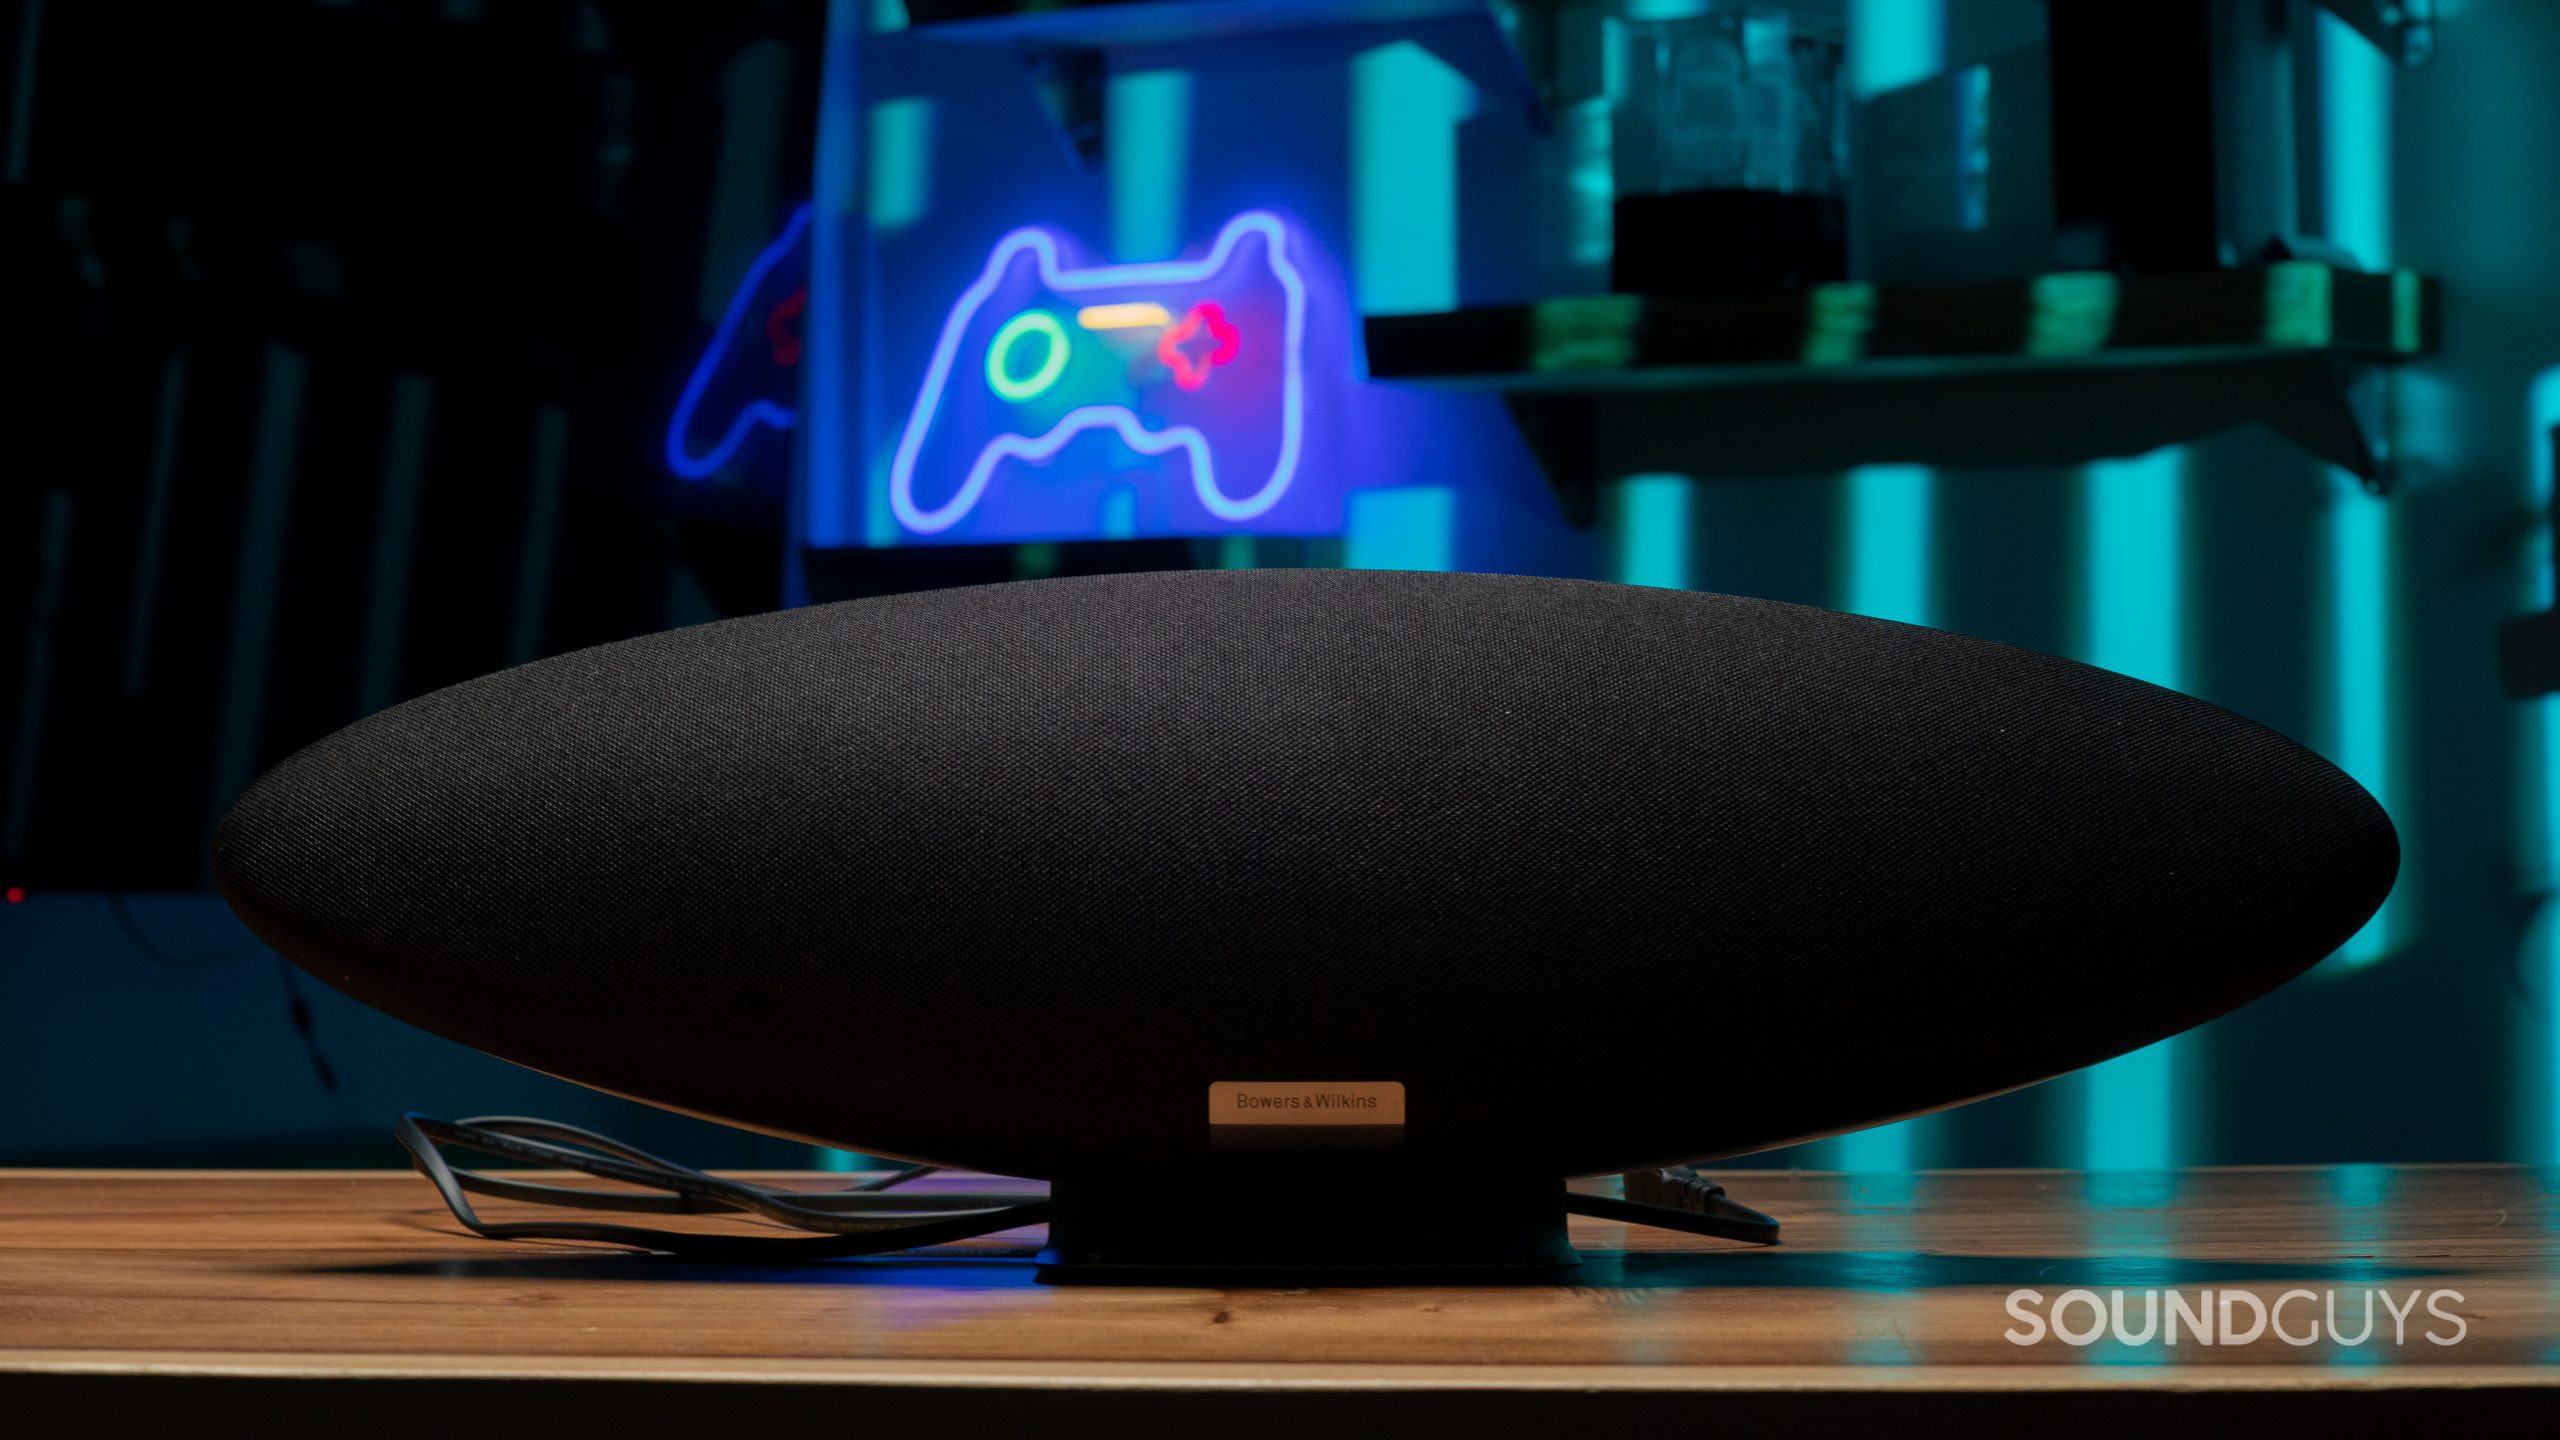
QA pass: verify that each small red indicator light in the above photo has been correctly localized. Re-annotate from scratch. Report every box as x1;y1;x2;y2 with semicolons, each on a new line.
767;284;808;367
4;887;23;903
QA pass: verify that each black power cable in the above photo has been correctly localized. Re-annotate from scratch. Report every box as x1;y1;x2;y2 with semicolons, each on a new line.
396;1114;1051;1260
395;1114;1779;1260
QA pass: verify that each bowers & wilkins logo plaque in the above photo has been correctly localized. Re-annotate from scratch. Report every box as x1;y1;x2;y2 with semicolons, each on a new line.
1208;1082;1405;1150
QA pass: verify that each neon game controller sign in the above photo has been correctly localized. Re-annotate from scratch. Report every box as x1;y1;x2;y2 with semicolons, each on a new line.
889;210;1317;541
665;204;809;483
668;207;1337;544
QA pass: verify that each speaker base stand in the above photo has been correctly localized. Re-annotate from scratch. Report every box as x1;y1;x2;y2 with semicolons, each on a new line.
1035;1174;1581;1281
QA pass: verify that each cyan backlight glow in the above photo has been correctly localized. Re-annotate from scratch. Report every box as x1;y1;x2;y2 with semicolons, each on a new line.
2534;366;2560;1165
1350;42;1473;319
2319;14;2392;272
2328;476;2396;967
1844;465;1934;626
1848;0;1942;100
2080;447;2188;1172
1835;0;1950;1176
1834;0;1950;1177
1832;462;1936;1174
1344;40;1474;571
2087;453;2185;687
886;211;1308;536
2321;12;2399;967
2078;448;2181;1168
869;98;934;232
1614;475;1692;590
1346;486;1456;572
1110;70;1193;262
1956;63;1990;232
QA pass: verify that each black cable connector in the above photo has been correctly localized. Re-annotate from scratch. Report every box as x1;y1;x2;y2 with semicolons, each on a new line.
1564;1167;1782;1246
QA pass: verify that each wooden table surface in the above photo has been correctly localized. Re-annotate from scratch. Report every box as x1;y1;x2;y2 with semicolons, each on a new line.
5;1165;2557;1432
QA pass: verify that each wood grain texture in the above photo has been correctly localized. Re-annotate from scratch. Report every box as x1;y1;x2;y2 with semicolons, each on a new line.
3;1166;2556;1430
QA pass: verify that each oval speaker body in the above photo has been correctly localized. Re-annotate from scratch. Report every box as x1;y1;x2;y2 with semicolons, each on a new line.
214;569;2394;1183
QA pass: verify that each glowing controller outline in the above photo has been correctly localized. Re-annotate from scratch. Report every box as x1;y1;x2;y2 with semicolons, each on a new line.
665;202;810;481
889;211;1308;536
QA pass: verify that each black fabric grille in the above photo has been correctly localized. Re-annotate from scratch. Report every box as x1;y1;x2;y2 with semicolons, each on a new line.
213;569;2397;1181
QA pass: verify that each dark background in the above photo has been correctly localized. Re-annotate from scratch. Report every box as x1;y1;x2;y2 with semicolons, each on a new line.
4;0;833;1166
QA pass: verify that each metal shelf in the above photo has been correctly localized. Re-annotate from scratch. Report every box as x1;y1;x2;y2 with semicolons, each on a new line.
897;0;1553;163
1362;263;2438;524
905;0;1498;47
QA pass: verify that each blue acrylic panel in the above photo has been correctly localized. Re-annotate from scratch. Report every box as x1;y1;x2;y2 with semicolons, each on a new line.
795;13;1564;553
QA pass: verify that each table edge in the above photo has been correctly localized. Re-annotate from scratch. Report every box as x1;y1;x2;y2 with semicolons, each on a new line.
4;1351;2556;1393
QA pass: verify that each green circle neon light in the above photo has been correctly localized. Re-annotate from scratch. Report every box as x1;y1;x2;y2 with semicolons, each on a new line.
985;309;1069;402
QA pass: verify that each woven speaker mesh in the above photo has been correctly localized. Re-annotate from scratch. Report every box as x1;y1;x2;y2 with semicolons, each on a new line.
215;569;2395;1180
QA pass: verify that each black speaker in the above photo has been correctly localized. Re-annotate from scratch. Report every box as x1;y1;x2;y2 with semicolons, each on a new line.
213;569;2393;1264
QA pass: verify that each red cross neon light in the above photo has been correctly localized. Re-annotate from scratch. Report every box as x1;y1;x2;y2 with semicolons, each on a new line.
1156;301;1240;391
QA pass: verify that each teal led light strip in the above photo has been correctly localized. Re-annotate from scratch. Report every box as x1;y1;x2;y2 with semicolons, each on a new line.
1626;0;1708;18
1848;0;1942;100
2081;447;2188;1172
1956;63;1990;232
2319;15;2391;272
2327;471;2395;968
868;97;934;233
1844;464;1933;626
1831;463;1935;1173
1614;475;1692;590
2534;367;2560;1165
1345;487;1455;572
1347;41;1473;572
1350;41;1474;318
2320;12;2398;968
1110;70;1193;263
1098;486;1138;540
1824;0;1943;1174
